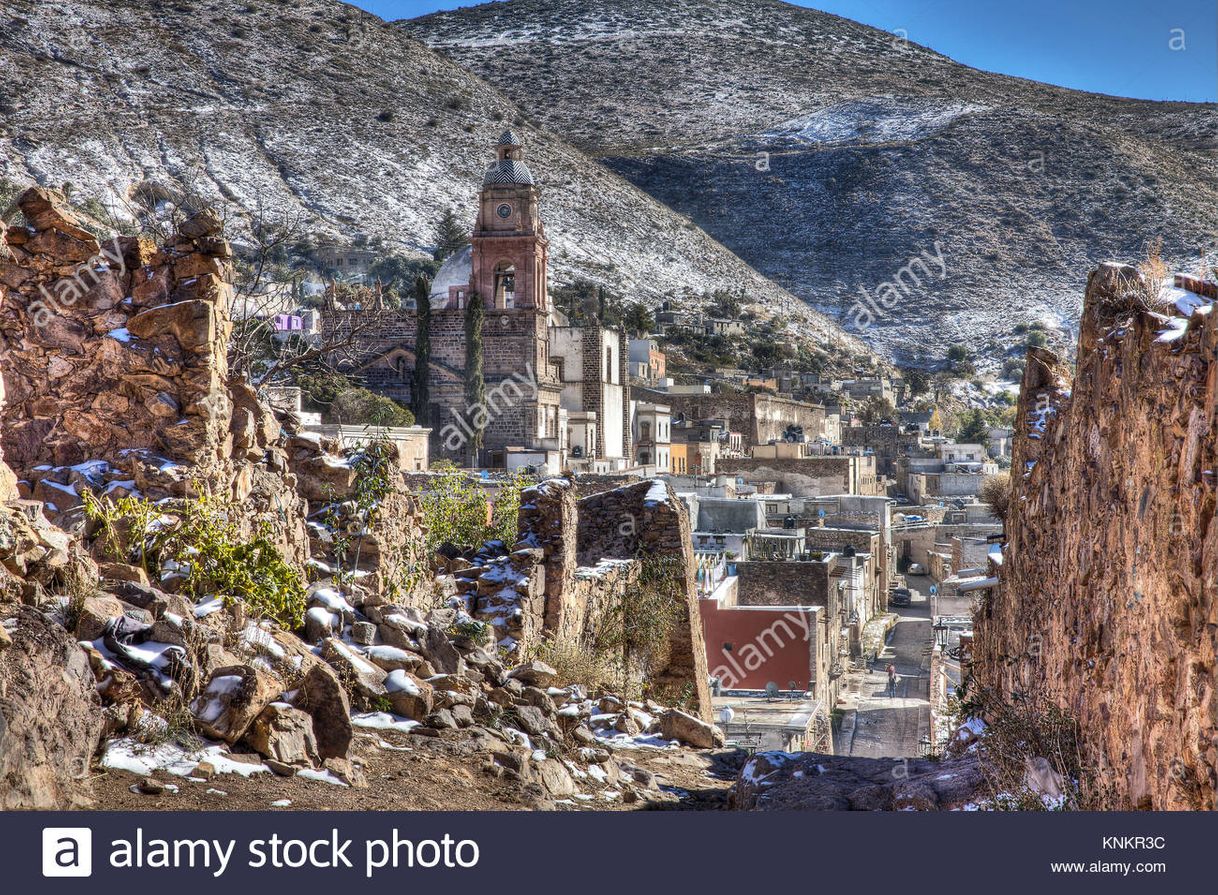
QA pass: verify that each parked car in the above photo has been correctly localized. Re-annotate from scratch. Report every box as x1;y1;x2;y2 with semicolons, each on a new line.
889;588;912;607
907;562;927;575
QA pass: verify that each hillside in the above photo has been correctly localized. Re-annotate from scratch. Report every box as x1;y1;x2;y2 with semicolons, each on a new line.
407;0;1218;364
0;0;867;363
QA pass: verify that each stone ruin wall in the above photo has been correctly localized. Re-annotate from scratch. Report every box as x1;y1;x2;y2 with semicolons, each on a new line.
464;477;712;720
972;264;1218;810
0;370;15;503
0;188;310;563
575;480;712;719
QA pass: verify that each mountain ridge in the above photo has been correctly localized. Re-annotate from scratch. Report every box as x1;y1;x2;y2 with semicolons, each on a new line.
0;0;870;366
406;0;1218;363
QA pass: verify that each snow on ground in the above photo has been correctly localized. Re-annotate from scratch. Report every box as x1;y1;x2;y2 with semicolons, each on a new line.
352;712;420;734
763;97;985;147
101;737;271;778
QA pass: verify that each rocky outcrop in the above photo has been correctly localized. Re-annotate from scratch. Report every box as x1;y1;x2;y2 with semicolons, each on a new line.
0;607;104;808
731;751;984;810
972;265;1218;810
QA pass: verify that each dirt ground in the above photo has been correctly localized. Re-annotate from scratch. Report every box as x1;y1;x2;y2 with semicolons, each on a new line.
87;725;743;812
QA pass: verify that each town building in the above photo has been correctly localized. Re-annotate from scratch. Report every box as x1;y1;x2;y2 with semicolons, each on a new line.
315;243;379;284
631;401;671;472
627;338;666;384
895;441;997;503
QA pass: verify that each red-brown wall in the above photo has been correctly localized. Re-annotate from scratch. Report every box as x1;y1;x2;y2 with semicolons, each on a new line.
700;600;818;692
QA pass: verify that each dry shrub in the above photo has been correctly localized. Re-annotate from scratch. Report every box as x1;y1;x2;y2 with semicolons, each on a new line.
969;689;1116;810
1138;236;1169;287
978;472;1012;522
532;634;616;693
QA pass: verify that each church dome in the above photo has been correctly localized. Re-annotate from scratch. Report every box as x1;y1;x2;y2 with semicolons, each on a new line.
483;159;535;186
429;243;472;300
497;129;523;147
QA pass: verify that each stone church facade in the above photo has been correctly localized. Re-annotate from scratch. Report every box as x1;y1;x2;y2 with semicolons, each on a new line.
324;132;631;472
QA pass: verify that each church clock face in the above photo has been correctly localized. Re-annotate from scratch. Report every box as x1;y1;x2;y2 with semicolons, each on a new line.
496;203;512;220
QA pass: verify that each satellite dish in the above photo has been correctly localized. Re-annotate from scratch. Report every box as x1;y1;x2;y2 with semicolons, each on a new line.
765;681;780;700
719;706;735;725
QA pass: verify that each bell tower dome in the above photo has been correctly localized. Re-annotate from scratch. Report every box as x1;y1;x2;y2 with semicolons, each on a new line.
470;131;548;311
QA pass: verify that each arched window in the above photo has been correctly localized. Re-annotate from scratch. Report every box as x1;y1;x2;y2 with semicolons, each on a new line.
392;353;410;382
494;261;516;308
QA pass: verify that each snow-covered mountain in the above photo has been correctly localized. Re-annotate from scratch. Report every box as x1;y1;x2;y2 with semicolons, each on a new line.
0;0;869;363
407;0;1218;364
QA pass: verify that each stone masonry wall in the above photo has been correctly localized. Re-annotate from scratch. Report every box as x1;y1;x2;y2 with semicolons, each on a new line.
576;479;712;719
736;559;835;612
0;188;310;562
972;264;1218;810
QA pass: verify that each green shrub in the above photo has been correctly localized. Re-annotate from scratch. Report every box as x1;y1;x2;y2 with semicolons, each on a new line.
489;470;530;546
418;469;491;553
84;491;306;629
330;387;414;427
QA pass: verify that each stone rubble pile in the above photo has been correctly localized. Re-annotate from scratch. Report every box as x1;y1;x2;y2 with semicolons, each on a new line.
75;564;724;803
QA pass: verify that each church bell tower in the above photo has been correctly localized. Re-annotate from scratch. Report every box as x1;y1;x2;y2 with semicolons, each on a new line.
470;131;548;311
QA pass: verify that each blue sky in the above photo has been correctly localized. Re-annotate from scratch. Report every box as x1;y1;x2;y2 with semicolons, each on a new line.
351;0;1216;102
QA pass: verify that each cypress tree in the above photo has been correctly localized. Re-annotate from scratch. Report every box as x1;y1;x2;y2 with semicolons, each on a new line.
412;274;431;426
463;290;486;466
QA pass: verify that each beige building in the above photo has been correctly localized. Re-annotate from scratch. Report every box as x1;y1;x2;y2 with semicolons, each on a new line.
632;401;672;472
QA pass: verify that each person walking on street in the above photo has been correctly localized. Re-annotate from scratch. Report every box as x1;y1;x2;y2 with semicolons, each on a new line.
886;663;897;697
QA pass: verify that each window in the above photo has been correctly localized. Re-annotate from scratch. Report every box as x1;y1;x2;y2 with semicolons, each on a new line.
640;421;651;442
392;354;409;381
605;346;614;383
494;261;516;308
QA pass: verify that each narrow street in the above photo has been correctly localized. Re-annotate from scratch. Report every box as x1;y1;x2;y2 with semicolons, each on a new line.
838;591;933;759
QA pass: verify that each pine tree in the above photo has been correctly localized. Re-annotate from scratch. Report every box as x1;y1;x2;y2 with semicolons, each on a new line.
463;290;486;466
412;274;431;426
434;207;470;264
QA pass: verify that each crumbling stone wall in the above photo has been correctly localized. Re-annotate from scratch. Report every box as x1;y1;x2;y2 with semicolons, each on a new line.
0;371;15;504
576;479;712;719
736;559;832;608
465;478;711;718
517;478;578;637
0;189;309;562
972;264;1218;810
